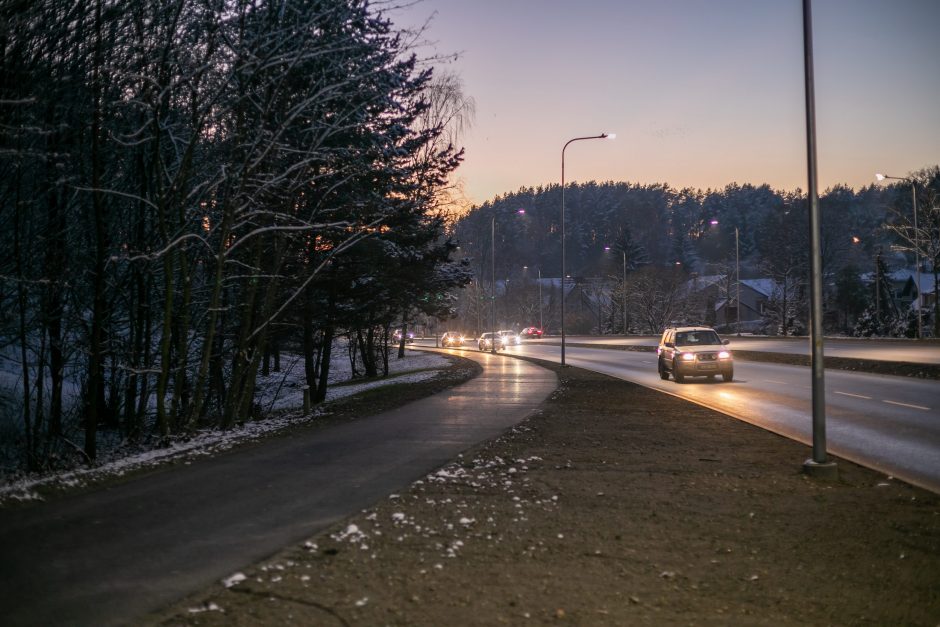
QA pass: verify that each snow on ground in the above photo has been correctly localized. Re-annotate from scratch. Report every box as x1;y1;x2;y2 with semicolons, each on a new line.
0;348;451;505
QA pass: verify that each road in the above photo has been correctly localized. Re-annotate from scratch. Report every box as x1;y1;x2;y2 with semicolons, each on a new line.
429;340;940;493
0;353;555;627
534;334;940;364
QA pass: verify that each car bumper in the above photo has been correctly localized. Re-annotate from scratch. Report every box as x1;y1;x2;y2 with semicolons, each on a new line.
675;362;732;376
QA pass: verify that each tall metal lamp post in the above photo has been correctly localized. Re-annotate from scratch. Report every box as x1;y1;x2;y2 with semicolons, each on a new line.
561;133;614;365
708;219;740;332
605;246;628;334
876;173;922;339
490;215;497;354
523;265;544;332
735;227;741;335
801;0;835;478
492;209;526;354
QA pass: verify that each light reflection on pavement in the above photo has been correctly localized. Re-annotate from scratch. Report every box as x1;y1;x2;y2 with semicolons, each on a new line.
419;340;940;493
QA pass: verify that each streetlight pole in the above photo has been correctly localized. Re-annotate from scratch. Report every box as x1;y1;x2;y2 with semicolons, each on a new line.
491;215;497;354
801;0;834;477
622;251;627;334
491;210;526;354
538;268;543;331
876;173;922;339
525;265;544;331
561;133;614;365
735;227;741;335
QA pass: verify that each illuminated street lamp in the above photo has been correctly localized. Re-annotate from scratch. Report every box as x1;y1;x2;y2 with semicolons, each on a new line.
876;173;922;339
561;133;615;365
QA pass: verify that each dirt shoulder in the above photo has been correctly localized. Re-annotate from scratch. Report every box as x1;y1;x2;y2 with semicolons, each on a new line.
156;359;940;627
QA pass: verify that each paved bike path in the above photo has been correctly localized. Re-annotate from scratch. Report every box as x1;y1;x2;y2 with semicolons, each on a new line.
0;351;556;627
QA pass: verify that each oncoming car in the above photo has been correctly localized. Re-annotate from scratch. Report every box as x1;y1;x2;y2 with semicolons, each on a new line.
441;331;465;347
498;329;521;346
657;326;733;383
478;332;504;351
392;329;414;344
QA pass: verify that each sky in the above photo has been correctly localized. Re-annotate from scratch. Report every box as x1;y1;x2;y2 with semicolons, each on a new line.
389;0;940;206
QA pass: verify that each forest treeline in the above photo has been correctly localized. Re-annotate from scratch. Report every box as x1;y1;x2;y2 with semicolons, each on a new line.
0;0;471;470
452;173;940;336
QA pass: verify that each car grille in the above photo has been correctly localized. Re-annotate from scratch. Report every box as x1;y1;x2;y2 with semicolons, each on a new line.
697;352;717;361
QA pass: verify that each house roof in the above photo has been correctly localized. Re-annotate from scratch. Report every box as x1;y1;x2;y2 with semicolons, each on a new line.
740;279;776;297
860;267;935;294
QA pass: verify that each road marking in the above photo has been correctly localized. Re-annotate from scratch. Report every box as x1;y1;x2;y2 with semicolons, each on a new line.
883;400;930;411
764;379;787;385
834;391;872;400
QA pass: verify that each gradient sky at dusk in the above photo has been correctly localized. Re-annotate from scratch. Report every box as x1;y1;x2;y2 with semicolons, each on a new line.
391;0;940;205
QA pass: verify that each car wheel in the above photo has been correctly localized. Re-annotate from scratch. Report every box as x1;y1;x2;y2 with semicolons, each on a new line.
658;360;669;380
722;368;733;382
479;342;484;351
673;360;685;383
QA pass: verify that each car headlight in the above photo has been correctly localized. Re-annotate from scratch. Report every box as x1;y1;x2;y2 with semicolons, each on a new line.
681;352;695;361
718;350;731;359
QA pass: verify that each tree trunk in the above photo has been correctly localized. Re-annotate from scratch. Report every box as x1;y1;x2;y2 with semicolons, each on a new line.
314;327;334;403
303;307;319;399
85;0;107;461
13;169;34;468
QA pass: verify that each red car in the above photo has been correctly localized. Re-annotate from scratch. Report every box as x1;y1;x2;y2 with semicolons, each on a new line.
520;327;543;339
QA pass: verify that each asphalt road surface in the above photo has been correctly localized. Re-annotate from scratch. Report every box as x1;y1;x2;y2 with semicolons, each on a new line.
0;353;555;627
472;341;939;493
537;334;940;364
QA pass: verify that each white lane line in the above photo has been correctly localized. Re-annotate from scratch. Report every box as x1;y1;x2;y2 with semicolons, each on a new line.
834;391;872;400
883;400;931;411
764;379;787;385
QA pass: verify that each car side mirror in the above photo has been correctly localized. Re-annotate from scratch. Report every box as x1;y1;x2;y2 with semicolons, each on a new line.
722;339;730;345
664;342;674;348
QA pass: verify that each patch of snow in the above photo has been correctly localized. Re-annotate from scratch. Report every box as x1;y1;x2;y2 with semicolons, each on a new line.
188;602;223;614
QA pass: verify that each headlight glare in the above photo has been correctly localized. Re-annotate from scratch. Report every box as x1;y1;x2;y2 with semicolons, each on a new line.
681;352;695;361
718;350;731;359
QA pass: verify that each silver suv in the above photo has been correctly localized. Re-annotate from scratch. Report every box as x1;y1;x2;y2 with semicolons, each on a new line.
657;326;733;383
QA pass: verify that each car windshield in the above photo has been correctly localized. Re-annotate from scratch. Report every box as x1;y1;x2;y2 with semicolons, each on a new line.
675;330;721;346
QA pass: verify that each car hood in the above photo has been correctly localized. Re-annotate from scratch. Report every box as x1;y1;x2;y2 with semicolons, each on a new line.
674;345;727;354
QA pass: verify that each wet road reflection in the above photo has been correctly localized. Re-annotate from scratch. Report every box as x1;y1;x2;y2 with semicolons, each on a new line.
420;341;939;493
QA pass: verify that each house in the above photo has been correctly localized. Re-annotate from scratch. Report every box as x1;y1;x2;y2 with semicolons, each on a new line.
861;267;936;313
714;278;776;332
685;275;776;333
